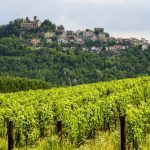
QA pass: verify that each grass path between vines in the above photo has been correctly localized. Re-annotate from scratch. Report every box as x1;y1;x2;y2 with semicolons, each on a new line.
1;132;150;150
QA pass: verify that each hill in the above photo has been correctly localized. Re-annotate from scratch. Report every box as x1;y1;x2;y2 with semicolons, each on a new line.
0;17;150;86
1;36;150;86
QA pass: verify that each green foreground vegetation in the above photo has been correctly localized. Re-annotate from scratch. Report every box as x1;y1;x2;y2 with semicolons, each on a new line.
0;76;150;149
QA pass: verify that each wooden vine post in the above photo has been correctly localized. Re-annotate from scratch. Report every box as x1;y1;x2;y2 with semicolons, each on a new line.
116;101;126;150
56;121;63;139
7;120;14;150
120;115;126;150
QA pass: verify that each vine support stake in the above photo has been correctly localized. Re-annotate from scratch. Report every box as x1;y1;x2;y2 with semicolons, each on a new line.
7;120;14;150
120;115;126;150
56;121;63;139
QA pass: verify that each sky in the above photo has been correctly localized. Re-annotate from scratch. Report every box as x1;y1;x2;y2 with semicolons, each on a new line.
0;0;150;40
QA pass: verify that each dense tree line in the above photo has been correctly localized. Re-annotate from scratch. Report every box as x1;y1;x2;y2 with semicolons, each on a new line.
0;37;150;86
0;76;52;93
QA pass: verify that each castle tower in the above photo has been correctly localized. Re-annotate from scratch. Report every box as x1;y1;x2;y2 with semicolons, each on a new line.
34;16;38;21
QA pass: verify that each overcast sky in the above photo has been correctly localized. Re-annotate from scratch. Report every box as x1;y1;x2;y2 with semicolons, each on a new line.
1;0;150;40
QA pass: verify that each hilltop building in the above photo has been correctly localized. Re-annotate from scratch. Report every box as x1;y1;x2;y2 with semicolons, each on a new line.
94;28;104;34
21;16;41;30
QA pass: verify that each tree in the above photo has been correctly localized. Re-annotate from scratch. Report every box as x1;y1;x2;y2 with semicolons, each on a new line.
40;20;56;32
56;25;65;35
0;18;23;37
57;25;65;31
104;32;110;38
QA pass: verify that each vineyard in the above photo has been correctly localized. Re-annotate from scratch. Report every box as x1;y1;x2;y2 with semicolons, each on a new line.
0;76;150;150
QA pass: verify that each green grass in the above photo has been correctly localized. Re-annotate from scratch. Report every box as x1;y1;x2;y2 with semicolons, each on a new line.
1;133;150;150
0;138;7;150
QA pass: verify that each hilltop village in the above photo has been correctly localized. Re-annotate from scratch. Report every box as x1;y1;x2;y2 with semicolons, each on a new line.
1;16;150;53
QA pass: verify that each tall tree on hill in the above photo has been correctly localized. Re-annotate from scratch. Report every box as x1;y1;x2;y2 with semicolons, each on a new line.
40;19;56;32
